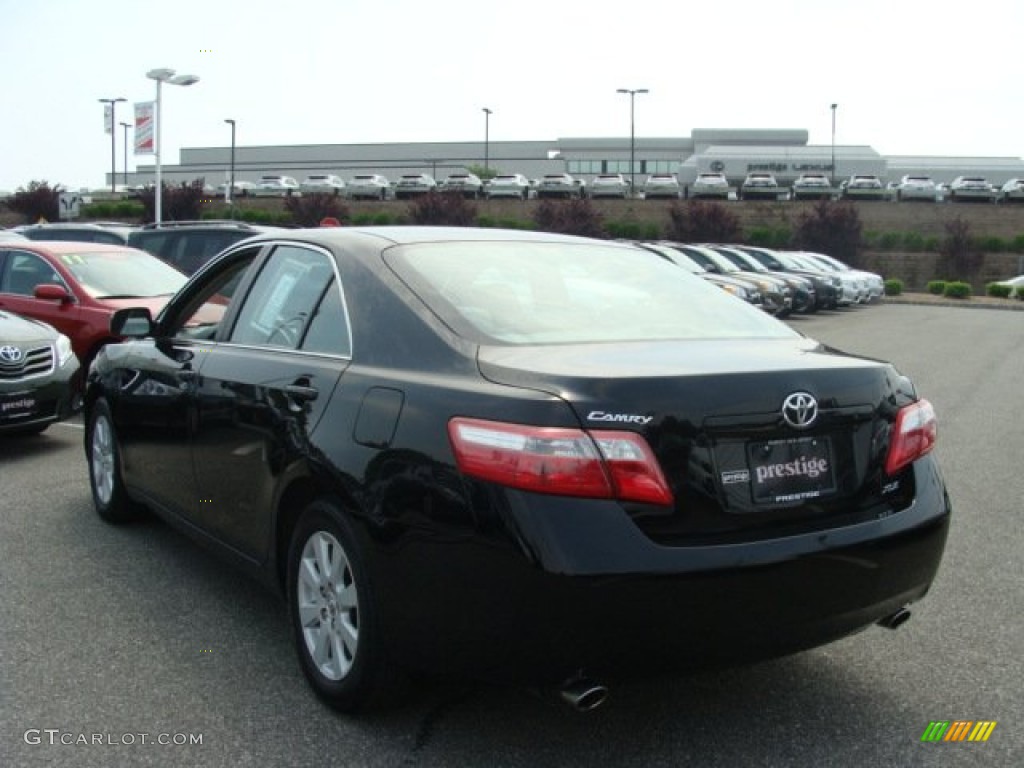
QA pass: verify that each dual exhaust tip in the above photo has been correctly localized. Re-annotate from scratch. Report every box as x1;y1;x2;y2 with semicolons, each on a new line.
556;608;911;712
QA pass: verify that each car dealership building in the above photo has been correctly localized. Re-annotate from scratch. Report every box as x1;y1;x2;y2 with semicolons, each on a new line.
122;128;1024;191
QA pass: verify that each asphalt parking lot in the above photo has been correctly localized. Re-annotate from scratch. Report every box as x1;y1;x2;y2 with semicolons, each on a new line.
1;303;1020;768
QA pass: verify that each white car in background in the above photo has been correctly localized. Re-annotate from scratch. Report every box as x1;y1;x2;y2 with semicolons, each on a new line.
300;174;346;196
588;173;631;199
537;173;583;199
792;173;833;200
896;175;938;202
641;173;681;199
991;274;1024;298
842;175;886;201
801;251;885;302
254;175;301;196
1000;178;1024;203
485;173;531;199
439;173;484;198
739;173;781;201
347;174;391;200
394;173;437;199
691;172;730;199
947;176;997;203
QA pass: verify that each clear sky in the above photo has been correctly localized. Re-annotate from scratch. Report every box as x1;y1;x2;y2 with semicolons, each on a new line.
2;0;1020;192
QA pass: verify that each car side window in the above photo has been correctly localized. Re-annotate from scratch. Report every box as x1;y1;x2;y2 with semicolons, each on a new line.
299;277;351;357
0;250;68;296
229;245;337;350
169;248;261;341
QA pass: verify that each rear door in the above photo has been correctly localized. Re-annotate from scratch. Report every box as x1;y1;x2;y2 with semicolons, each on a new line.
190;243;351;560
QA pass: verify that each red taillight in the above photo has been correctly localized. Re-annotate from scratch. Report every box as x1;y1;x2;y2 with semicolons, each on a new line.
448;418;672;506
884;399;937;476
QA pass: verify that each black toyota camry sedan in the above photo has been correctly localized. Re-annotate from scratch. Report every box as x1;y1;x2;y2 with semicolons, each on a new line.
83;227;950;713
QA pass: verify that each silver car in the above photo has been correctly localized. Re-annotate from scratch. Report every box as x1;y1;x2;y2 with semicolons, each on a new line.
691;172;730;199
300;174;346;196
948;176;997;203
485;173;531;200
1000;178;1024;203
394;173;437;199
897;175;937;202
739;173;780;201
537;173;582;199
439;173;484;199
588;173;631;199
792;173;833;200
843;175;886;201
642;174;681;199
347;174;391;201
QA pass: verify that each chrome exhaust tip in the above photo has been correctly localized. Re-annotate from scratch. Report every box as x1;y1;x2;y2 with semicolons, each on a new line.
559;676;609;712
877;606;912;630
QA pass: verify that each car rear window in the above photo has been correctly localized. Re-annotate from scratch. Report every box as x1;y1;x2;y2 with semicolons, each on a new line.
385;241;796;345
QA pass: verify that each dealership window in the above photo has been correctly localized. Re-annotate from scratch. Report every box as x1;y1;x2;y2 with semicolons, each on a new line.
568;160;602;175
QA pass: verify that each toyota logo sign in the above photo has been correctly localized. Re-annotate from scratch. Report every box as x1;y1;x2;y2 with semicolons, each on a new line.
0;345;24;364
782;392;818;429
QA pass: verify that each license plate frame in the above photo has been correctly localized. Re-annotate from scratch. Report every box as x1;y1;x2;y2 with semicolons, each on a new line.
746;435;837;505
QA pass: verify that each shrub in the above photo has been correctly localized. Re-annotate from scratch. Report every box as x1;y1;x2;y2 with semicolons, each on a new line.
1011;234;1024;253
531;198;605;238
883;278;903;296
940;216;982;279
406;190;478;226
877;232;903;250
791;199;863;266
942;281;971;299
746;226;792;248
239;209;274;224
985;282;1013;298
926;280;947;295
665;200;740;243
924;236;940;251
977;235;1006;252
137;179;208;223
5;180;62;223
113;201;144;218
284;192;351;227
902;232;926;252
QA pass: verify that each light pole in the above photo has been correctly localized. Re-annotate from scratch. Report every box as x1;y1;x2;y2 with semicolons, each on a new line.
98;97;126;194
830;103;838;190
482;107;493;173
224;118;236;205
119;121;130;189
616;88;648;196
146;68;200;225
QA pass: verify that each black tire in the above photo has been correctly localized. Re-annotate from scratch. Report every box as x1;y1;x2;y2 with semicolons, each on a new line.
86;398;142;524
287;498;396;713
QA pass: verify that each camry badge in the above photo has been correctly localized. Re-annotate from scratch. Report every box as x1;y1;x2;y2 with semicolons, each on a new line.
782;392;818;429
0;345;24;364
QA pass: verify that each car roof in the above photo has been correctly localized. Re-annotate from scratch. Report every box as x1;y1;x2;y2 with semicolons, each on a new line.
5;240;147;255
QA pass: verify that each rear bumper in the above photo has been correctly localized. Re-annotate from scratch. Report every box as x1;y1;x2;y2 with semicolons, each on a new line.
368;455;951;683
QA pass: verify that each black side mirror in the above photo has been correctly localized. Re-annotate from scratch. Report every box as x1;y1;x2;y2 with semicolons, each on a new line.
110;306;154;337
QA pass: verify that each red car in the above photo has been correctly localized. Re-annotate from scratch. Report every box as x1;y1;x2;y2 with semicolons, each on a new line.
0;241;187;385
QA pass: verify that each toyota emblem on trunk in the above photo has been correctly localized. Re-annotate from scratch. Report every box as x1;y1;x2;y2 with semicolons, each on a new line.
0;345;24;364
782;392;818;429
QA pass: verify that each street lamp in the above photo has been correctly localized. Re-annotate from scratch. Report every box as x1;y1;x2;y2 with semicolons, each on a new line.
98;97;126;194
616;88;648;195
119;121;131;189
146;67;200;224
224;119;236;205
482;107;493;173
830;103;838;190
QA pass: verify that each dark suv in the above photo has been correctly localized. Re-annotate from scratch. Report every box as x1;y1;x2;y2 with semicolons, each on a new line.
127;221;281;275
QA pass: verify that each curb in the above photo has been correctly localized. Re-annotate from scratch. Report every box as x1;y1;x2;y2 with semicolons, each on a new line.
881;295;1024;312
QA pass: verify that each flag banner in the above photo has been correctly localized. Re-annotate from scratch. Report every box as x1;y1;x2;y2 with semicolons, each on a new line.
134;101;155;155
104;104;113;135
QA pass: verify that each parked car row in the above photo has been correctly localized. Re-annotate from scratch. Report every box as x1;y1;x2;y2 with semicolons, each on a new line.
725;172;1016;203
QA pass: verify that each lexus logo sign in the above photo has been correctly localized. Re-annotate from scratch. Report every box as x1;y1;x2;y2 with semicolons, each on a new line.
710;160;725;173
782;392;818;429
